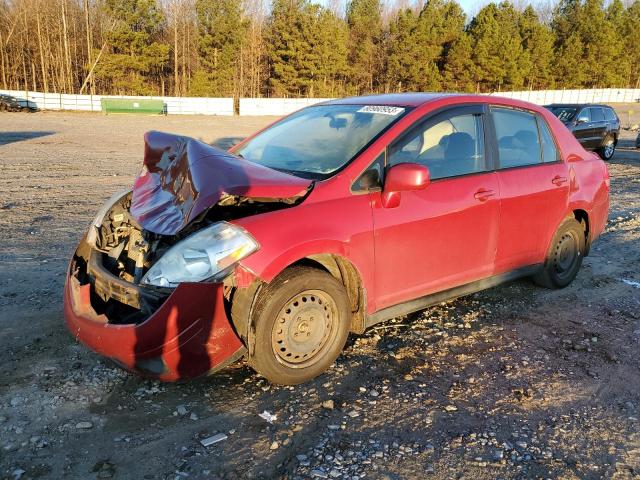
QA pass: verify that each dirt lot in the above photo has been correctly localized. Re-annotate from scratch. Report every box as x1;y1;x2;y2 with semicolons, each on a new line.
0;107;639;480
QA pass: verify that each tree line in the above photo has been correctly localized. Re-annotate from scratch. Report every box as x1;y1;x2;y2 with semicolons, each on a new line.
1;0;639;99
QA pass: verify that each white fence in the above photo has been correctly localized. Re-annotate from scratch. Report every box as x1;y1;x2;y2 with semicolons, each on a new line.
493;88;640;105
239;97;333;116
3;88;640;116
0;90;234;115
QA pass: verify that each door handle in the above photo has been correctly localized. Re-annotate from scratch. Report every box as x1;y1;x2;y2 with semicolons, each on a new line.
552;175;568;186
474;189;495;201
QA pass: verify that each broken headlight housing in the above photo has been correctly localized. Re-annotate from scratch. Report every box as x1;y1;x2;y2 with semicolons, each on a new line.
140;222;259;288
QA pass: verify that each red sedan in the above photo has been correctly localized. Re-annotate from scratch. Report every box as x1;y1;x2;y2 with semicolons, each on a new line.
64;94;610;385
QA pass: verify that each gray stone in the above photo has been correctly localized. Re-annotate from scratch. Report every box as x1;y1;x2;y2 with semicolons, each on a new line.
176;405;188;416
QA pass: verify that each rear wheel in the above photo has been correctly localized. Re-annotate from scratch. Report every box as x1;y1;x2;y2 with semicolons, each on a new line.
248;266;350;385
533;218;586;289
598;135;616;160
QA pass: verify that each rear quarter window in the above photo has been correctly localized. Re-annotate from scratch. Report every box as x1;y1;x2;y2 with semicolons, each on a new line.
604;108;618;122
537;117;561;163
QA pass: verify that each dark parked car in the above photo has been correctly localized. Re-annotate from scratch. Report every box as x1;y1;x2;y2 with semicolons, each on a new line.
636;131;640;149
0;94;35;112
545;104;620;160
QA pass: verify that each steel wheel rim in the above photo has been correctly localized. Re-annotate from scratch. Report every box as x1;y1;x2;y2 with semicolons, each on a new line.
553;232;579;280
604;139;615;158
271;289;338;368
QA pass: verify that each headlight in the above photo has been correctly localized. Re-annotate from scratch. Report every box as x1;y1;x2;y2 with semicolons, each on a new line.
141;222;259;287
86;189;130;246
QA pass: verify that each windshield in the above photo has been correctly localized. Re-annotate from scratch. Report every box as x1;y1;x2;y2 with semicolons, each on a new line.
547;106;577;122
235;104;408;179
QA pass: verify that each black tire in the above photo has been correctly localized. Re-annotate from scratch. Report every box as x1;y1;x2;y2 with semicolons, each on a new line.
597;135;616;160
248;266;350;385
533;218;586;289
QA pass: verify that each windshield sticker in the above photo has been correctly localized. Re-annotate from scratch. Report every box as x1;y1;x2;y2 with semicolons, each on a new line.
357;105;405;116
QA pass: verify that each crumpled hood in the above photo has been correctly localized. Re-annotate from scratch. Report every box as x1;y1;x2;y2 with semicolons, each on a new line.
130;131;312;235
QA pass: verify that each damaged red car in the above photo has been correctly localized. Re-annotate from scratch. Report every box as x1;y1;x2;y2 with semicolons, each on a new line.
64;94;610;385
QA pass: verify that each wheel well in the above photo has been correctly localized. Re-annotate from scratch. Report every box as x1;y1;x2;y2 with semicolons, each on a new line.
289;255;366;334
572;209;589;237
572;209;590;254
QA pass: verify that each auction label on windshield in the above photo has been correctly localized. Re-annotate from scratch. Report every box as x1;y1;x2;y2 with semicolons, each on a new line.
357;106;405;116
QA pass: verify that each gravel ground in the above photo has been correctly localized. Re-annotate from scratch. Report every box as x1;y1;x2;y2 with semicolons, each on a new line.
0;107;639;480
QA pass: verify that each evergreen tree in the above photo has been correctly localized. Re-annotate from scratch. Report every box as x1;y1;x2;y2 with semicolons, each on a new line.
551;0;629;88
346;0;383;93
266;0;314;96
442;32;476;92
551;0;585;87
96;0;169;95
467;2;528;91
580;0;626;87
519;6;554;89
267;0;345;97
386;0;465;92
311;8;349;97
604;0;631;87
385;8;428;91
421;0;466;71
552;31;586;88
191;0;246;97
624;1;640;88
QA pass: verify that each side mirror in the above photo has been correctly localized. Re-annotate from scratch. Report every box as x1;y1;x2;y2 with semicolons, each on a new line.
382;163;430;208
576;116;589;124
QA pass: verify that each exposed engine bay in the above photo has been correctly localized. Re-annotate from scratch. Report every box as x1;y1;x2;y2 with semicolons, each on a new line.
68;130;313;325
70;191;305;325
93;192;154;284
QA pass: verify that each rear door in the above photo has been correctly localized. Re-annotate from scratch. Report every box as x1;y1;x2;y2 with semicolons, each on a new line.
490;106;570;273
572;107;593;148
589;107;606;147
371;104;500;310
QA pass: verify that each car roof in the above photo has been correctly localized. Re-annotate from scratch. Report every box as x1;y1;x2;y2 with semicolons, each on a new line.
545;103;613;109
324;93;465;108
324;93;567;113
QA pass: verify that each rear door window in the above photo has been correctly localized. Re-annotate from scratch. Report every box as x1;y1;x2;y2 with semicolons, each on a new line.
590;107;605;122
492;108;542;168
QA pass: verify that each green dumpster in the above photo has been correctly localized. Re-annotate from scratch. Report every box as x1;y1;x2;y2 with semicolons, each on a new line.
101;98;166;114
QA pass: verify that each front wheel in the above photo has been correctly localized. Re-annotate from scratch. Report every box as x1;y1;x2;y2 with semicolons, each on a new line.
597;136;616;160
533;218;586;289
248;266;350;385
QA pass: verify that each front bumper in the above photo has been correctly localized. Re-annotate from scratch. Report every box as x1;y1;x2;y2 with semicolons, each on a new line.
63;246;246;381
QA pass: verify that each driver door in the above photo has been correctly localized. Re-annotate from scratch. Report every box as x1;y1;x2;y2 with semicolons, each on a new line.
371;105;500;311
